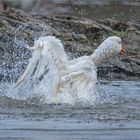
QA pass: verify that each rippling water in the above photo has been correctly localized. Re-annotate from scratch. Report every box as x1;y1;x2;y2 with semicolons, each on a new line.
0;1;140;139
0;81;140;140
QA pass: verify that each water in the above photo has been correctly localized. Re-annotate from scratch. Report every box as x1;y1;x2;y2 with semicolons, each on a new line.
0;28;140;140
0;0;140;139
2;0;140;22
36;0;140;22
0;81;140;140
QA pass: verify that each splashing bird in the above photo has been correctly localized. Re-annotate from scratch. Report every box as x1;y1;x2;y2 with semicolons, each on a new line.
14;36;125;100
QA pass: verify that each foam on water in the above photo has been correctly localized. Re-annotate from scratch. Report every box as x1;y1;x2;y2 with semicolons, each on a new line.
0;81;98;105
0;73;131;107
1;79;140;109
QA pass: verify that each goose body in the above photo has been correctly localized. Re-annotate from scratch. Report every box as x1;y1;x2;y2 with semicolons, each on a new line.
14;36;124;102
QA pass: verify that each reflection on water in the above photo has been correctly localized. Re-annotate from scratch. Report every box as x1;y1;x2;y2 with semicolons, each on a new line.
0;81;140;140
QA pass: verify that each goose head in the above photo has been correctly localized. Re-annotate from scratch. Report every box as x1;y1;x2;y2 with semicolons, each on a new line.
91;36;125;66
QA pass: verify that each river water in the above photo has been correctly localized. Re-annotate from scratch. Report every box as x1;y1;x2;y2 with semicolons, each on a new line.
0;81;140;140
0;0;140;139
37;0;140;22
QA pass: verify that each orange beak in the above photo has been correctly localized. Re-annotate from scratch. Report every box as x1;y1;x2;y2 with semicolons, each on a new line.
120;48;126;55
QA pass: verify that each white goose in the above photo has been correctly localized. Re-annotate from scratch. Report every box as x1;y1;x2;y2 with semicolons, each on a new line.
14;36;125;100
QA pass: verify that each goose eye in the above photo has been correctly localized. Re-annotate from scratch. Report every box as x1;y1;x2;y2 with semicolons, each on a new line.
119;41;122;44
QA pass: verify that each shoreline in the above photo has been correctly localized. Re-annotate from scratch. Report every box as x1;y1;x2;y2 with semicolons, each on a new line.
0;8;140;81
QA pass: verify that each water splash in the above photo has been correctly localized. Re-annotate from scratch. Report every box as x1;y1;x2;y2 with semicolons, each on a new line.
0;22;136;106
0;81;113;106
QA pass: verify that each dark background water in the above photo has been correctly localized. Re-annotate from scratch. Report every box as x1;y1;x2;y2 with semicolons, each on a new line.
36;0;140;22
1;0;140;22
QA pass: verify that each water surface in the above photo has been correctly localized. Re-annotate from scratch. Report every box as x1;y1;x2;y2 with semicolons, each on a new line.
0;81;140;140
36;0;140;22
0;1;140;139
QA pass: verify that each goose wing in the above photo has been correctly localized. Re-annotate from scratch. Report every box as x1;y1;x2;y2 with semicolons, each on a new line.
14;36;67;88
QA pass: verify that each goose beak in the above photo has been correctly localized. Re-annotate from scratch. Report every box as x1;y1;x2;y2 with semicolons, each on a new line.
120;48;126;55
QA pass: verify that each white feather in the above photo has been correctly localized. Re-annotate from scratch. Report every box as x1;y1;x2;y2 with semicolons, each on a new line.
14;36;122;100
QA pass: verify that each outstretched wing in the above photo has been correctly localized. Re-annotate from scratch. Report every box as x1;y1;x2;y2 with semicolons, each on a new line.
14;36;67;88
